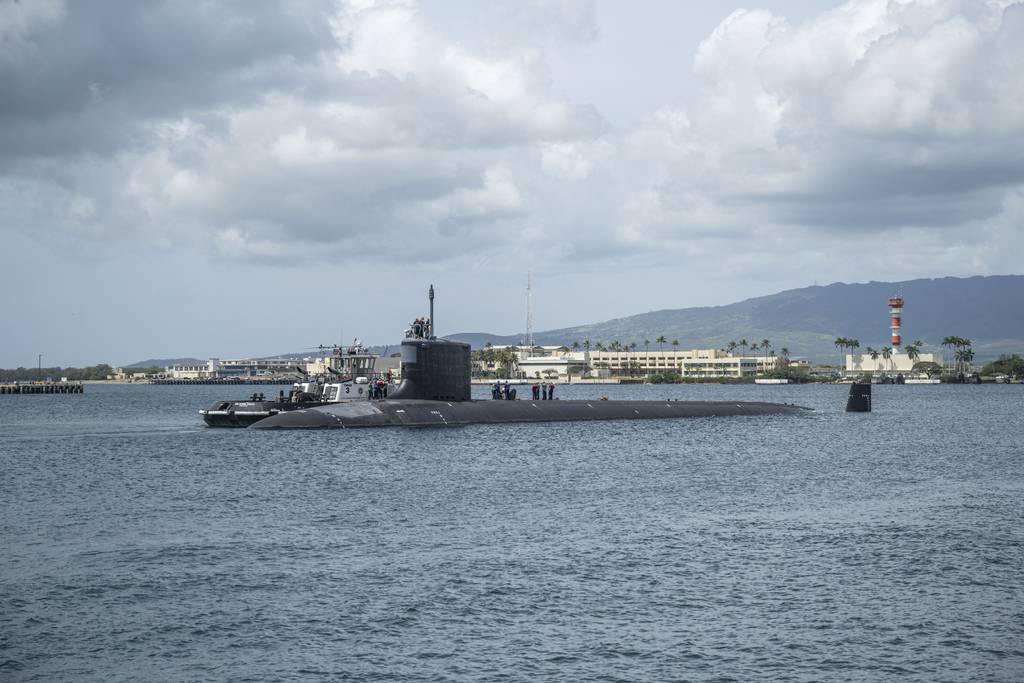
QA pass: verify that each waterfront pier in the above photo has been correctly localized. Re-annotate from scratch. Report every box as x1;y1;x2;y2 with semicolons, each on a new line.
150;378;293;386
1;382;84;395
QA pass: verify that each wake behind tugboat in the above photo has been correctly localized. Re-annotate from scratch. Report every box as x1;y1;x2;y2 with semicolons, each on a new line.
244;286;811;430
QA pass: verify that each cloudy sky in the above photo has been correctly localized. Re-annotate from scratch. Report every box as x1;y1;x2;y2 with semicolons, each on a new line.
1;0;1022;366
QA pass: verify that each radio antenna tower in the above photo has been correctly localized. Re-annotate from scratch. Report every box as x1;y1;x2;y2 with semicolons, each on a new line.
524;271;534;352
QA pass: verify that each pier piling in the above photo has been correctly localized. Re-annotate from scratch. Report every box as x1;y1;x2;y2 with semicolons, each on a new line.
1;382;84;395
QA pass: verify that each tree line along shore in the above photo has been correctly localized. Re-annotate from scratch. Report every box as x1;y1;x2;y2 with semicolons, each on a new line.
2;352;1023;385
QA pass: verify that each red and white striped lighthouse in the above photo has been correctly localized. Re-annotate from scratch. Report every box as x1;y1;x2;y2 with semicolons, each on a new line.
888;295;904;350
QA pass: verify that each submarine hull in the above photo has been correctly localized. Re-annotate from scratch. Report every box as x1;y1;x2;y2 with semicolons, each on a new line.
250;398;812;430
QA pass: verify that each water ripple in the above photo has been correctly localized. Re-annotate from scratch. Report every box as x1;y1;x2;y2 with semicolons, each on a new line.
1;383;1023;681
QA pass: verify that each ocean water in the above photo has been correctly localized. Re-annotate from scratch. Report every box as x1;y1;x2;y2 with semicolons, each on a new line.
2;382;1022;682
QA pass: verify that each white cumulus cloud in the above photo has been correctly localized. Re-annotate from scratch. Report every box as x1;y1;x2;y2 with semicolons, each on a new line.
0;0;1021;281
611;0;1024;270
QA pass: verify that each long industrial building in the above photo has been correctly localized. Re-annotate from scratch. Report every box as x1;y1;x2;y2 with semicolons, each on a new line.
165;357;301;379
477;347;787;380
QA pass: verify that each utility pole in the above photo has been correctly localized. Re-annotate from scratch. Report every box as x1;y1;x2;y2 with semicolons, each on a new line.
524;271;534;353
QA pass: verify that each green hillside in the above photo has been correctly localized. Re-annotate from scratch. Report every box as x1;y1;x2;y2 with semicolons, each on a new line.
450;275;1024;362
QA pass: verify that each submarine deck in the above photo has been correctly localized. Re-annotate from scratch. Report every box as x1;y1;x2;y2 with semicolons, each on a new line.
250;398;812;429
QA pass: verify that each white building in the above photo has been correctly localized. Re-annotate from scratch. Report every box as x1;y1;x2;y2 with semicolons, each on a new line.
168;357;309;379
476;346;782;380
167;359;221;379
845;351;941;375
517;354;590;380
216;357;303;377
581;348;778;378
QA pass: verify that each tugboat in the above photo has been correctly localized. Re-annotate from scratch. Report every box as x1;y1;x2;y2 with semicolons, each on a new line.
200;340;386;427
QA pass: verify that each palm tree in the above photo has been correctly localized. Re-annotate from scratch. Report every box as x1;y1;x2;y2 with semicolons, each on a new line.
881;346;893;373
739;339;749;353
905;343;920;364
956;346;975;374
950;338;972;374
941;336;958;374
656;335;667;353
780;347;790;367
572;341;580;351
834;336;848;371
847;338;860;374
583;339;591;352
727;341;737;356
903;340;920;373
495;347;518;378
942;336;973;374
672;339;679;352
958;338;972;374
866;346;879;372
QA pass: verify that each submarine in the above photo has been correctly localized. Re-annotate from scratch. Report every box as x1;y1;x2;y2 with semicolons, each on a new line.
250;286;811;430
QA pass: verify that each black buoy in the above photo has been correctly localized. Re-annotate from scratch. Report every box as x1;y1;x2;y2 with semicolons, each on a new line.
846;381;871;412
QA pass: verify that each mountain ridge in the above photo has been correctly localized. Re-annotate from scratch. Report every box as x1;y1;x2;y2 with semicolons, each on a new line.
446;275;1024;362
